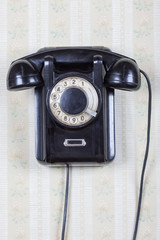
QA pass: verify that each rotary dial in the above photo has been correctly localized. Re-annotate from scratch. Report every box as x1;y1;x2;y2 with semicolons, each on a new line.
49;76;99;127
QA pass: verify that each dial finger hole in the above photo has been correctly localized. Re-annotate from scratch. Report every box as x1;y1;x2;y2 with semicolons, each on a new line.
70;117;77;124
51;93;59;100
63;80;69;87
62;115;69;122
78;115;86;122
70;78;77;85
56;109;62;117
51;102;59;109
55;85;63;93
79;80;85;88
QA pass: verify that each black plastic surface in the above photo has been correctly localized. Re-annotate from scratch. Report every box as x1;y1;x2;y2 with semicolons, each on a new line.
7;59;42;90
6;46;141;166
60;88;87;115
106;58;141;91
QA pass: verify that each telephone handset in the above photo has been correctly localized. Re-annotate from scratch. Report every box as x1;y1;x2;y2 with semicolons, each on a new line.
7;47;140;165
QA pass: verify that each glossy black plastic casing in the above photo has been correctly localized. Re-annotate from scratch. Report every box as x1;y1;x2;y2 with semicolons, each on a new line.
7;47;140;166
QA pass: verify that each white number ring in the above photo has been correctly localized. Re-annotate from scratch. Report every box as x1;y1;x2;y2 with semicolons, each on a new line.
49;76;99;127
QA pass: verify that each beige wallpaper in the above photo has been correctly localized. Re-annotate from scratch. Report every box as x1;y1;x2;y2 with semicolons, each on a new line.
0;0;160;239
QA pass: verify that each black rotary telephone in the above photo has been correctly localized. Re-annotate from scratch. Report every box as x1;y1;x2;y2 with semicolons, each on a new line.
7;46;140;165
7;47;152;240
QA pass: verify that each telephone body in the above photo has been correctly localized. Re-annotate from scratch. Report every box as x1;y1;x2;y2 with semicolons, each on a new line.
7;47;140;166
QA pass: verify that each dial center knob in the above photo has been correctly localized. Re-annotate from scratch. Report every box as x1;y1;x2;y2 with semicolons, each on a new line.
60;88;87;115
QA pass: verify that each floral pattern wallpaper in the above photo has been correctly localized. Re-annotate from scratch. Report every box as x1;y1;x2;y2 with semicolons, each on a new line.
0;0;160;240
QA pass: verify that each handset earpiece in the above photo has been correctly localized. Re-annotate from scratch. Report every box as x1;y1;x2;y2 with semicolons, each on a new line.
7;59;43;91
105;58;141;91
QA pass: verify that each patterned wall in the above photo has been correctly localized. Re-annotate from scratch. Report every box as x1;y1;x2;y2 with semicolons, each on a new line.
0;0;160;239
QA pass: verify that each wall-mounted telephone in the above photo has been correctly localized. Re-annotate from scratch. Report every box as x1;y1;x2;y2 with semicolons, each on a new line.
7;47;152;240
7;47;141;166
